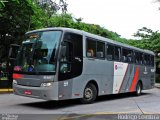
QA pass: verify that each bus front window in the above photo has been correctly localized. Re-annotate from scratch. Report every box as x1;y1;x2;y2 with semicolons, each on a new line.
14;31;62;73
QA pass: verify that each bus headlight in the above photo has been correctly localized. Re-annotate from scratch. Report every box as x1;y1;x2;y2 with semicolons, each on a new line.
41;82;53;87
13;80;17;85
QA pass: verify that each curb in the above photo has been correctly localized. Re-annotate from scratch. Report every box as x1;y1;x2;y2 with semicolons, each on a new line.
0;89;13;93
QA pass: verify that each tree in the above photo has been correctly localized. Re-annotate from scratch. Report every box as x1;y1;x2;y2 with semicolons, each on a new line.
0;0;68;61
133;27;156;39
0;0;35;61
129;27;160;53
47;14;128;44
34;0;67;14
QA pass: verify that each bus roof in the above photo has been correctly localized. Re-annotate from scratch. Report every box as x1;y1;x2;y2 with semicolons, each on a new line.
26;27;155;55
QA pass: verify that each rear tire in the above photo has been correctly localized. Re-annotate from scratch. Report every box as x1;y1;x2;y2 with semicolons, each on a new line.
80;83;97;104
135;82;142;96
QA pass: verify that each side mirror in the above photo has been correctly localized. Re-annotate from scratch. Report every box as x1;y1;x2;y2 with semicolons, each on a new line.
8;44;20;60
61;45;67;58
60;41;73;62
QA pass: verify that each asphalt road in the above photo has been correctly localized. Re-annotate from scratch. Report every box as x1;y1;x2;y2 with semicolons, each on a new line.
0;88;160;120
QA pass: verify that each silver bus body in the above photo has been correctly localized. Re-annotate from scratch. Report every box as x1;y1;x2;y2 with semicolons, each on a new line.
13;27;155;102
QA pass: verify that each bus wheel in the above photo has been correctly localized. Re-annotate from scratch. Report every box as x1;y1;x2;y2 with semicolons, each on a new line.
135;82;142;96
80;83;97;104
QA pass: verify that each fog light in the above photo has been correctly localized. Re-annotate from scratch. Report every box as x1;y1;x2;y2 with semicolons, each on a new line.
13;80;17;85
41;82;53;87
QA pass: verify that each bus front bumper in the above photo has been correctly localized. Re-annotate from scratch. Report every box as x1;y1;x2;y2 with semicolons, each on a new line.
13;83;59;100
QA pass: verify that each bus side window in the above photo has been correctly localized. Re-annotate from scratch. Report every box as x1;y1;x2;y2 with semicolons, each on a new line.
143;54;148;65
122;48;133;63
139;53;143;65
114;46;121;61
87;49;94;57
96;41;105;58
86;38;96;58
106;44;114;61
147;55;150;65
135;52;140;64
122;48;128;62
128;50;133;62
151;55;154;67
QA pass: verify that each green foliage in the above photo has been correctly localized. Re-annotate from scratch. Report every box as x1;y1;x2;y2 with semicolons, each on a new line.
129;29;160;78
0;0;68;61
0;0;34;37
0;1;5;7
129;27;160;53
133;27;155;39
47;14;127;44
0;0;160;63
0;0;35;61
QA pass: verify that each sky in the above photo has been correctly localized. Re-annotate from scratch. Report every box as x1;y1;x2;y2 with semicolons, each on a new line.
67;0;160;39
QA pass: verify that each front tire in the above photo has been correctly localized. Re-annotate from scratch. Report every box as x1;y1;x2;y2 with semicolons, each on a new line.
80;83;97;104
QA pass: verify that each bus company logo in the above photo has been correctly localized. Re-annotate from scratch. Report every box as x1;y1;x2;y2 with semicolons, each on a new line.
115;63;123;70
115;65;118;70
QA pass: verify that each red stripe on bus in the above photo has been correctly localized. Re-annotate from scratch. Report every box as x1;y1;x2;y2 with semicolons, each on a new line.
118;64;129;93
130;67;139;92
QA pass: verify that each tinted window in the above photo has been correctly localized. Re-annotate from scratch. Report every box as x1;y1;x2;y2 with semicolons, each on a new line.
122;48;133;63
139;53;143;64
97;41;105;58
86;38;96;58
114;46;121;61
86;38;105;59
144;54;150;65
107;44;114;60
135;52;143;65
59;33;83;81
151;55;154;66
147;55;151;65
143;54;147;65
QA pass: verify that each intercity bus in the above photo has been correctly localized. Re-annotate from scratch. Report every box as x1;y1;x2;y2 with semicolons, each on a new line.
11;27;155;103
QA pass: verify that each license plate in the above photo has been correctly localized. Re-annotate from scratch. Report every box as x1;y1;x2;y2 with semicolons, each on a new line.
24;90;32;95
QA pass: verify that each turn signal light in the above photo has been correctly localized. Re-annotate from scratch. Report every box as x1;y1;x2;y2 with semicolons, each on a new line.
12;73;23;79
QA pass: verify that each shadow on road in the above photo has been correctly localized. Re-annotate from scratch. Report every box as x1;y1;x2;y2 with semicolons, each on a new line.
20;99;81;109
19;92;151;110
97;92;150;102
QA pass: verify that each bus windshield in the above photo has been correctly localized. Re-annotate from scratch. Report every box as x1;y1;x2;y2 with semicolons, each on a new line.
14;31;62;73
